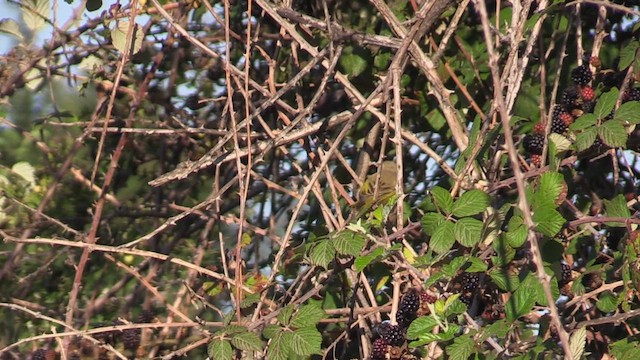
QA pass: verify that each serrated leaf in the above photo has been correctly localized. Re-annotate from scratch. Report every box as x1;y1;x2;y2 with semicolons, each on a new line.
489;268;520;292
441;256;467;277
549;132;572;152
537;172;564;208
290;303;325;328
421;212;446;235
340;53;367;77
465;256;488;272
615;101;640;124
0;19;24;41
595;88;619;119
619;40;640;70
308;240;335;269
11;162;36;186
596;291;618;313
451;190;489;217
575;127;598;151
332;229;365;256
430;220;455;253
354;247;385;271
454;217;483;247
506;223;528;248
598;120;627;148
111;21;144;55
267;332;291;360
207;338;233;360
506;283;536;321
262;324;282;339
533;207;565;237
446;334;476;360
231;331;263;352
277;305;294;326
290;327;322;356
569;327;587;360
22;0;50;32
604;195;631;227
406;316;438;340
430;186;454;213
570;113;598;131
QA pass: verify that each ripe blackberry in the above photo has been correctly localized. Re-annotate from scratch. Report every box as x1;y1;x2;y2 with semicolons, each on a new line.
559;263;572;286
370;338;388;360
376;323;406;347
417;290;437;316
138;309;156;323
582;100;595;113
561;86;582;110
461;272;481;293
624;88;640;102
523;134;545;155
122;328;141;351
571;64;592;86
32;349;46;360
397;289;420;329
580;86;595;102
551;114;568;134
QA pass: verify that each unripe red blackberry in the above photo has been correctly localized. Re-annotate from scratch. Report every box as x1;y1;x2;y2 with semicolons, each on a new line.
580;86;595;102
370;338;388;360
533;122;546;135
560;112;574;127
523;134;545;155
571;64;592;86
122;328;141;351
531;154;543;167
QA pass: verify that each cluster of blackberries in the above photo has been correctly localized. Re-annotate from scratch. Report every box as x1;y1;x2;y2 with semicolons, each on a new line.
455;272;481;306
369;288;437;359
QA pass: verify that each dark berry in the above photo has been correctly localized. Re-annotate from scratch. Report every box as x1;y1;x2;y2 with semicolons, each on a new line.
370;338;388;360
376;323;406;347
571;64;592;86
551;114;568;134
32;349;46;360
559;263;572;286
624;88;640;102
397;289;420;329
523;134;544;155
122;328;141;351
561;86;582;109
461;272;481;293
582;100;595;113
138;309;156;323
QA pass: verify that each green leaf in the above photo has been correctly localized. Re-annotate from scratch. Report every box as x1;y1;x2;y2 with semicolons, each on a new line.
231;331;263;352
430;186;454;214
549;133;572;152
430;220;456;253
11;162;36;186
569;327;587;360
207;338;233;360
595;88;619;119
308;240;335;269
598;120;627;148
290;327;322;356
421;212;446;235
332;230;365;256
373;52;391;70
446;334;476;360
451;190;490;217
614;101;640;124
354;247;385;271
111;21;144;55
290;303;325;328
0;19;24;41
340;53;367;77
267;332;291;360
22;0;50;32
489;268;520;292
406;316;438;340
575;126;598;152
532;207;564;237
262;324;282;339
570;113;598;131
506;282;536;321
596;291;619;313
454;217;483;247
619;40;640;70
441;256;467;277
537;172;564;208
465;256;488;272
277;305;294;326
604;194;631;224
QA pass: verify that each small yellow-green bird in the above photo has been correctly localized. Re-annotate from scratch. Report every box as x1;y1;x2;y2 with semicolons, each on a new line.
353;161;398;217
